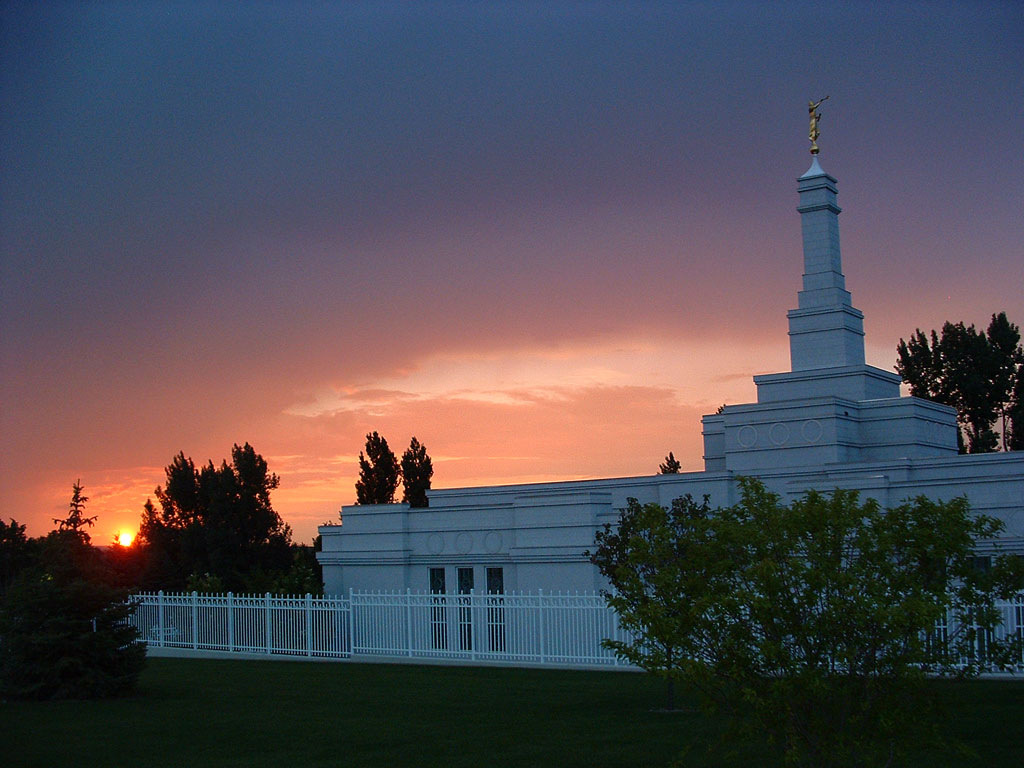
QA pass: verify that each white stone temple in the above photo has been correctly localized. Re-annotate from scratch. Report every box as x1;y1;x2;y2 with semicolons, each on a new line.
318;154;1024;596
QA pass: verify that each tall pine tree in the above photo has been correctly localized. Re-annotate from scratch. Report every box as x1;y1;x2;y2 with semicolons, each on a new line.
401;437;433;508
54;480;97;541
658;452;681;474
355;432;400;504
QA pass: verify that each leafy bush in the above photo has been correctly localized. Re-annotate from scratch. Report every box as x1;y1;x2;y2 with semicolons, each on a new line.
591;478;1024;767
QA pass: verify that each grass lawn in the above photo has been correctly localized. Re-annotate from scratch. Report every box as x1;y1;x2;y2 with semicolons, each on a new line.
4;657;1023;767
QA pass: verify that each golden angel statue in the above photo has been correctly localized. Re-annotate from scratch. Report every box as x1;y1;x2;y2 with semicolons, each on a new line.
808;95;829;155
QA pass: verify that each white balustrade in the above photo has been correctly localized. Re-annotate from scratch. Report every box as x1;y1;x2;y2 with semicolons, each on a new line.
127;590;1024;672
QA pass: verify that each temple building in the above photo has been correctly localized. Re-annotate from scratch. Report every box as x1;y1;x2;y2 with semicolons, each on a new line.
318;151;1024;596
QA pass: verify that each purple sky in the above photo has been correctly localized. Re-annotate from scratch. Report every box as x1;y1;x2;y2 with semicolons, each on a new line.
2;1;1022;543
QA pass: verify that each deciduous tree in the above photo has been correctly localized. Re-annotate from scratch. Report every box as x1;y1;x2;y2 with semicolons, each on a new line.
138;443;292;590
401;436;433;508
590;478;1023;767
897;312;1022;452
0;518;33;598
1009;365;1024;451
589;494;716;709
988;312;1024;448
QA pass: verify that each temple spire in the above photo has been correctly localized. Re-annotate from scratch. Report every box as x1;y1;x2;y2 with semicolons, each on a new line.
786;142;866;371
699;110;949;475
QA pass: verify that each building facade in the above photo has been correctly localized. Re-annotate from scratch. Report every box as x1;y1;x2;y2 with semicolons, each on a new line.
318;156;1024;596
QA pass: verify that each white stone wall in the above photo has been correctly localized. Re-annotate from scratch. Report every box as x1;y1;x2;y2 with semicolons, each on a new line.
318;452;1024;595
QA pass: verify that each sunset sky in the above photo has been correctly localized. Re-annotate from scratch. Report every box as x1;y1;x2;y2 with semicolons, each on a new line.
2;2;1022;544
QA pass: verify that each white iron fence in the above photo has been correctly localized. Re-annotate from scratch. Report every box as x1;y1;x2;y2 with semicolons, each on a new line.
129;590;632;667
130;592;350;658
129;590;1024;672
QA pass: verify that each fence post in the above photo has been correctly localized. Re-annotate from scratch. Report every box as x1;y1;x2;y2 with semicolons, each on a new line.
1017;597;1024;669
611;605;620;666
227;592;234;652
406;588;413;657
538;589;545;664
265;592;273;655
306;593;313;657
348;588;355;658
191;591;199;650
158;590;165;647
470;589;477;661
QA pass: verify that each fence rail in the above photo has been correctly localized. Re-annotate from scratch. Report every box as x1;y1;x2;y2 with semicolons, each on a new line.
130;591;351;658
129;590;1024;672
129;590;631;667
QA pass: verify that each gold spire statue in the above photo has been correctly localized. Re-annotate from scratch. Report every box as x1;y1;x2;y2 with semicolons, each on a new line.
808;95;829;155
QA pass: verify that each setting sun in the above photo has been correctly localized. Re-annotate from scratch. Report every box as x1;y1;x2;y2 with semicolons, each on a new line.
117;531;135;547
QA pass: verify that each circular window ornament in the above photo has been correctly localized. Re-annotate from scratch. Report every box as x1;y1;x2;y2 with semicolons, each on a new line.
455;533;473;554
802;419;823;444
484;531;503;554
769;422;790;446
737;425;758;448
427;533;444;555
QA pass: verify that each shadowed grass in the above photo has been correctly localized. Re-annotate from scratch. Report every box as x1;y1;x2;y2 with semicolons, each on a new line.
4;658;1023;767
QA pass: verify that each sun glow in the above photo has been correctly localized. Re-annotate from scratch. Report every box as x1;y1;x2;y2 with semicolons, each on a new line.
117;531;135;547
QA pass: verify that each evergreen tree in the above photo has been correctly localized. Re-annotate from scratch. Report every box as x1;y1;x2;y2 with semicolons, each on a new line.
355;432;400;504
2;483;145;700
658;452;681;474
401;436;434;508
54;480;97;541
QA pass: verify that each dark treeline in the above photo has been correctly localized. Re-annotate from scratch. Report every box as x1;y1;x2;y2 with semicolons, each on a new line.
0;445;322;700
1;444;322;601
